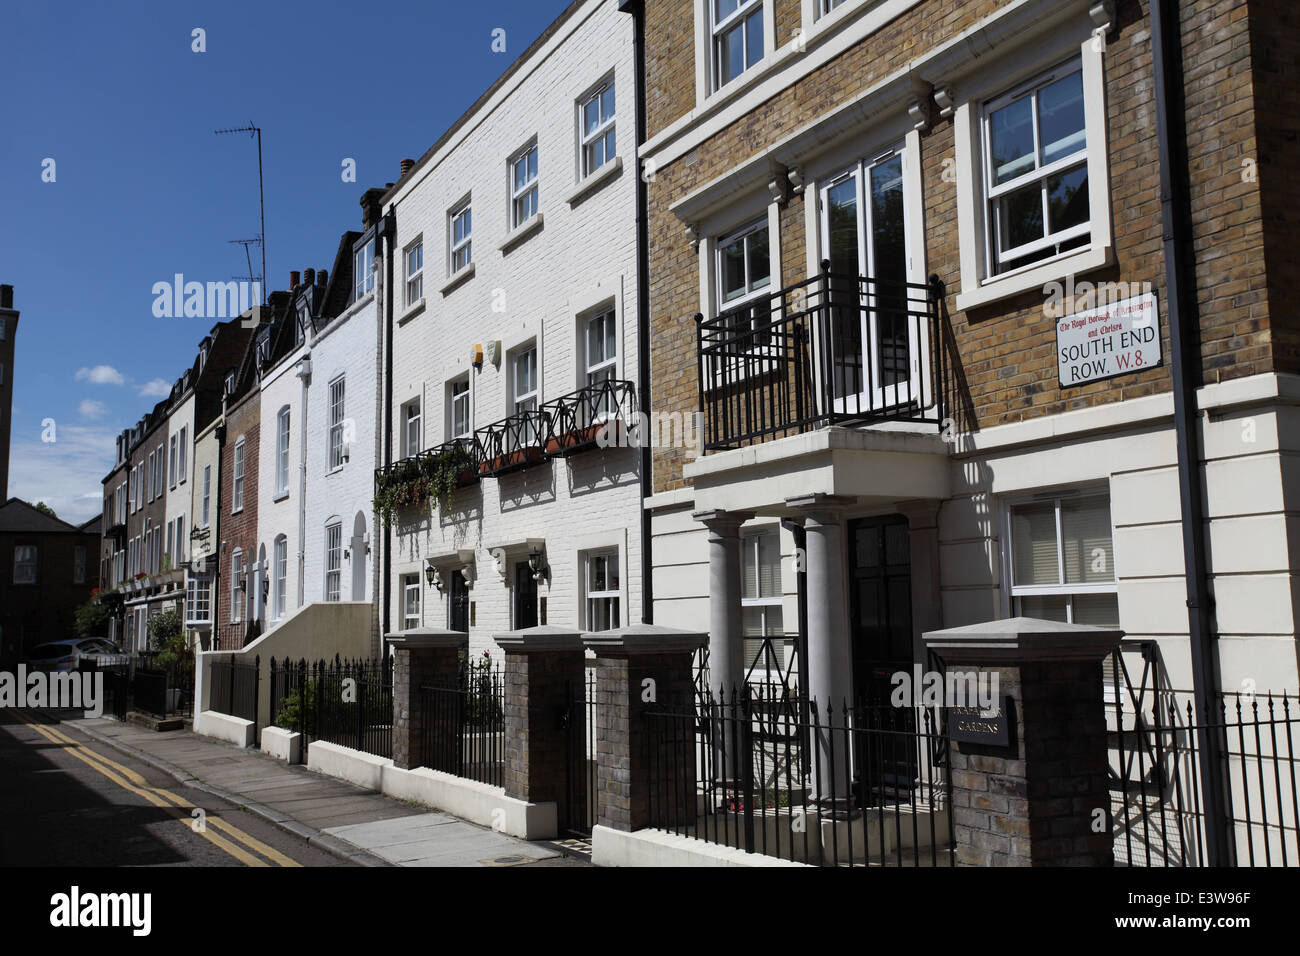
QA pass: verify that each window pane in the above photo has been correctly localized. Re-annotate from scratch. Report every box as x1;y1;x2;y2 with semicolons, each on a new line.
584;97;600;137
721;236;746;300
1071;592;1119;627
1011;502;1059;586
720;23;745;85
745;10;763;69
600;85;614;121
1047;164;1089;234
1061;495;1113;584
989;96;1035;185
999;181;1045;250
1016;594;1069;621
757;530;780;597
747;227;770;289
1039;70;1086;166
715;0;741;22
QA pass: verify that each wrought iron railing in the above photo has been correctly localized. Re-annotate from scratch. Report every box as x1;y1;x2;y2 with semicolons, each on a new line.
475;408;548;476
210;655;260;724
417;660;505;786
540;379;635;458
696;263;945;451
269;656;394;760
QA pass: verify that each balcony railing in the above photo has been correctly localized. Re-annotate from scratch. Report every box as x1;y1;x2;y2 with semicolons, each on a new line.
475;408;547;476
540;379;635;458
696;264;945;451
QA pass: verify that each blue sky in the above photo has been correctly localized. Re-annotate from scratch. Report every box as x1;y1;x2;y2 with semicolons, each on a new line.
0;0;570;522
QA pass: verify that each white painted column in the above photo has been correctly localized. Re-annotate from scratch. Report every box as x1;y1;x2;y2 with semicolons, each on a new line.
898;499;944;665
693;509;754;698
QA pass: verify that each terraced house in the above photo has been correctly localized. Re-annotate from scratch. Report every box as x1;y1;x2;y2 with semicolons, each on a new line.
632;0;1299;837
377;0;642;657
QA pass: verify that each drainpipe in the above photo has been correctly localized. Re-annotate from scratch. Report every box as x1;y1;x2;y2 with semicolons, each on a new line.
213;408;226;653
1150;0;1228;864
379;209;396;650
619;0;654;623
296;356;310;610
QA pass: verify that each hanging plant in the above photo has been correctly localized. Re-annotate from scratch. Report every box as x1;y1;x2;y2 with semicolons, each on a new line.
373;442;478;525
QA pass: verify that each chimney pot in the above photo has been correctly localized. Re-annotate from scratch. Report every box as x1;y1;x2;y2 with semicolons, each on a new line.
290;271;301;289
0;284;12;310
317;269;328;288
304;268;315;286
400;158;415;177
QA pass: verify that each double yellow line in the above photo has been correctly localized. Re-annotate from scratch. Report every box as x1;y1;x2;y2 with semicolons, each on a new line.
21;717;301;868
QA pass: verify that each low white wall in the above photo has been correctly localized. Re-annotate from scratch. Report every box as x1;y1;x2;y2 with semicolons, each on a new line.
260;725;301;763
194;711;255;748
307;740;390;790
591;825;811;867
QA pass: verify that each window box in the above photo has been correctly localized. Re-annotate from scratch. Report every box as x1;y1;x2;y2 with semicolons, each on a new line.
475;410;547;477
541;380;634;458
372;438;480;524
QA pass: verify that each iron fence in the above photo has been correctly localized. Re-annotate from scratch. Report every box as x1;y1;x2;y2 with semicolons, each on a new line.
417;660;504;786
269;656;393;760
645;686;952;866
540;380;636;458
696;264;945;451
561;670;598;834
210;655;260;724
475;409;547;476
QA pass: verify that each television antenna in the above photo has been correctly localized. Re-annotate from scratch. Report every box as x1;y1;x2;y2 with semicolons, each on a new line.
215;124;266;303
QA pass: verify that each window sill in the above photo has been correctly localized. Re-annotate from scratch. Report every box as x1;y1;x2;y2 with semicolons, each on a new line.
955;244;1112;313
273;490;289;503
230;507;243;516
566;157;623;207
439;263;476;296
398;297;426;325
498;213;544;254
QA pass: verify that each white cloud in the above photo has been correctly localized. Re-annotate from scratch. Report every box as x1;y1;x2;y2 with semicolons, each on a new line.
75;365;126;386
138;378;171;398
7;424;117;524
78;399;108;419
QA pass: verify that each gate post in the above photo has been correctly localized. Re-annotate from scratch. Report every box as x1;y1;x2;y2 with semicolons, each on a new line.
494;626;585;824
923;617;1124;866
387;628;465;771
583;624;707;833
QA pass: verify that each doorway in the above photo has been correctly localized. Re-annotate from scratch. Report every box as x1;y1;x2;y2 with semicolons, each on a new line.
848;514;914;706
513;562;538;629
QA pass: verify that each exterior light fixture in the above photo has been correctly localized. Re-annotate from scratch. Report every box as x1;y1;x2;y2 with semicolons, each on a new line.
528;547;548;583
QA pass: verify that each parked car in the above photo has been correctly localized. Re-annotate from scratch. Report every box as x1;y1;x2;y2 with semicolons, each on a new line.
23;638;128;672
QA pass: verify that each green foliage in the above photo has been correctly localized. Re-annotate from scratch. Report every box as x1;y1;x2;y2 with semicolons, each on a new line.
34;501;58;518
275;679;318;729
148;607;186;668
74;599;110;638
373;442;477;524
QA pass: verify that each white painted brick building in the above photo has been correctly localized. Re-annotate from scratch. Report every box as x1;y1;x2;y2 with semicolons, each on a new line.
378;0;641;659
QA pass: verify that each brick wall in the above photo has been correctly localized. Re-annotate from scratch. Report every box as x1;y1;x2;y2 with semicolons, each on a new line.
643;0;1291;494
218;389;260;649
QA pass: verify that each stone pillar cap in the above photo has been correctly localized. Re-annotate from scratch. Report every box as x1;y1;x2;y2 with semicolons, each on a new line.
385;627;468;650
494;625;584;652
923;616;1124;664
582;622;708;655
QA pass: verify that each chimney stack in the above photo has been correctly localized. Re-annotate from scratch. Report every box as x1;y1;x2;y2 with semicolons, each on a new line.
0;285;12;310
400;158;415;177
304;268;316;286
317;269;328;288
290;271;301;289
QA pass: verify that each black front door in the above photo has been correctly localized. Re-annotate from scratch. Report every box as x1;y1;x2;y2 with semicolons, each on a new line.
849;515;914;705
448;570;469;633
514;562;538;629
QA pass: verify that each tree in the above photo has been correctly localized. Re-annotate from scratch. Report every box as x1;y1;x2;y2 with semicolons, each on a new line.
147;608;186;667
34;501;58;519
74;599;110;638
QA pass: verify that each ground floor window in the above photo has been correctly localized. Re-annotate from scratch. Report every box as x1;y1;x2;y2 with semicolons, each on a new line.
585;551;620;632
741;527;783;670
1007;490;1117;625
186;576;211;625
325;523;342;601
402;574;421;629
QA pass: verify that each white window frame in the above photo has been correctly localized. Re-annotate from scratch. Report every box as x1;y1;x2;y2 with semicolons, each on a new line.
584;551;621;632
740;526;784;671
329;376;347;470
17;544;38;585
405;237;423;306
169;435;178;488
402;574;421;630
714;218;774;344
709;0;768;93
201;465;211;527
354;237;375;303
276;406;291;497
325;523;342;602
509;142;540;229
403;398;422;458
579;79;617;178
178;426;187;484
273;535;288;620
1001;488;1117;622
230;549;243;623
511;345;538;417
449;377;471;440
954;37;1112;311
584;308;618;387
186;576;211;625
232;437;245;512
450;200;472;274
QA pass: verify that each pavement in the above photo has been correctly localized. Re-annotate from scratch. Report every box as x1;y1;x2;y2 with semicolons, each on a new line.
57;713;591;867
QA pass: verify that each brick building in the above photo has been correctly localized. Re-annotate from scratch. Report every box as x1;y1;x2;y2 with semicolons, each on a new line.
630;0;1300;726
216;328;264;651
378;0;642;659
0;498;100;665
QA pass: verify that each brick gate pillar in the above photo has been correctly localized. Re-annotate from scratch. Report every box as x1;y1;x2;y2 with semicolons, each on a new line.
494;626;585;821
922;617;1124;866
387;628;465;771
584;624;707;832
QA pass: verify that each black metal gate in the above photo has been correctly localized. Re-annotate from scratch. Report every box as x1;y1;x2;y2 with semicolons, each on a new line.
560;671;597;835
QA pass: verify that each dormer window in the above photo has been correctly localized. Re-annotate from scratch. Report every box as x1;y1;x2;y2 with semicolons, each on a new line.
354;238;375;302
295;303;309;346
256;328;271;366
224;371;236;395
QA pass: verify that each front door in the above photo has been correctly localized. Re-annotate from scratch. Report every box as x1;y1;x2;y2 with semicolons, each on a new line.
820;143;917;414
849;514;917;799
513;562;538;629
448;570;469;633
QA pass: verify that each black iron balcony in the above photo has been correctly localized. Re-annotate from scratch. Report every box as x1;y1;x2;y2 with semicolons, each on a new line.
540;379;635;458
373;438;481;522
695;264;946;452
475;408;547;476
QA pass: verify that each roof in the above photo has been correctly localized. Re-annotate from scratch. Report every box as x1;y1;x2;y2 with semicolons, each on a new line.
0;498;85;534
